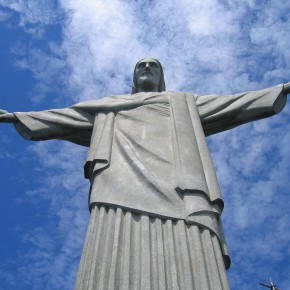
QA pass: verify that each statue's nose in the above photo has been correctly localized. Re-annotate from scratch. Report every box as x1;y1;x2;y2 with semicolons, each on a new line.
145;63;150;70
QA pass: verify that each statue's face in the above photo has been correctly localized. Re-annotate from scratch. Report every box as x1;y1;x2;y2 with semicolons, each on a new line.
135;58;162;92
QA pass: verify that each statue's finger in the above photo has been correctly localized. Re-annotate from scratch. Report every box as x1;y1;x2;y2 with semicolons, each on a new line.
0;109;8;114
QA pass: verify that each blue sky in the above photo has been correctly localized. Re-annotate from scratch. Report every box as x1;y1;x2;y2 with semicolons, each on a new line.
0;1;290;289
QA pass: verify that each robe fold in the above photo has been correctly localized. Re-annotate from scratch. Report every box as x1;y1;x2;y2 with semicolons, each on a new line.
14;84;286;272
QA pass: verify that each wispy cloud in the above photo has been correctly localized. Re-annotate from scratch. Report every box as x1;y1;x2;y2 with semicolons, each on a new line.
0;1;290;290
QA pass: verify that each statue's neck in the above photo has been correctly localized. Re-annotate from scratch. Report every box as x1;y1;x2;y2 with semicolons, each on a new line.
137;88;158;93
137;84;159;93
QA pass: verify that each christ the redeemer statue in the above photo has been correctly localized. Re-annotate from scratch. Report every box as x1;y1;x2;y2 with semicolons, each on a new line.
1;58;289;290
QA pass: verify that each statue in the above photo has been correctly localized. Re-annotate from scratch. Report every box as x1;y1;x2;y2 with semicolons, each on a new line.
1;58;289;290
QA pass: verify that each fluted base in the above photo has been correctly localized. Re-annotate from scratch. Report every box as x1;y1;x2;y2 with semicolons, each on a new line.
75;205;230;290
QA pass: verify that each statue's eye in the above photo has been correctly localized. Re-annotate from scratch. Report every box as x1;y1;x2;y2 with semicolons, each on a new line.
137;63;146;68
151;63;158;68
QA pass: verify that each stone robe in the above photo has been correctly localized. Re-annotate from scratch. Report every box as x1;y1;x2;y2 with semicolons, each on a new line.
14;85;286;271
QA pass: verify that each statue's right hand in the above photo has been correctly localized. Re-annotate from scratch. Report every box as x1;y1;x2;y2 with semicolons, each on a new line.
0;109;17;123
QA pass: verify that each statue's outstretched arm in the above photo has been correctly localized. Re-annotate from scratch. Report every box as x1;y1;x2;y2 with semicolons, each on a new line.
0;110;17;123
2;106;95;146
283;82;290;95
197;84;287;136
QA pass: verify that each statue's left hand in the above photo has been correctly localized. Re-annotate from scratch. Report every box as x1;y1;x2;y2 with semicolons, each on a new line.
283;82;290;95
0;109;17;123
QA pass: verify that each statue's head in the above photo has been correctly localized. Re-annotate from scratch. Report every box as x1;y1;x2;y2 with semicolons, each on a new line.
131;58;166;94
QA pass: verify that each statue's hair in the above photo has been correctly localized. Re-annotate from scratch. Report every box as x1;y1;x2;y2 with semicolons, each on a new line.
131;58;166;94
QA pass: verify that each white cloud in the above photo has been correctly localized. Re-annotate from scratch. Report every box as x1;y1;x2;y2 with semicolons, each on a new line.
16;141;90;290
0;9;10;22
1;1;290;289
0;0;61;29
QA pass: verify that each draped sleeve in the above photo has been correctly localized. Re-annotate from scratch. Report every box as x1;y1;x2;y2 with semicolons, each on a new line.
14;105;95;147
13;93;148;146
196;84;287;136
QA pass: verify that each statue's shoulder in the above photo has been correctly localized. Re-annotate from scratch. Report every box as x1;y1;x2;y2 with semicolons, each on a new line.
165;91;199;100
71;94;132;108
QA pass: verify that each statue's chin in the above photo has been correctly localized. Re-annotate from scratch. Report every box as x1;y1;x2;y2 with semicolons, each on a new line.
138;77;157;90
